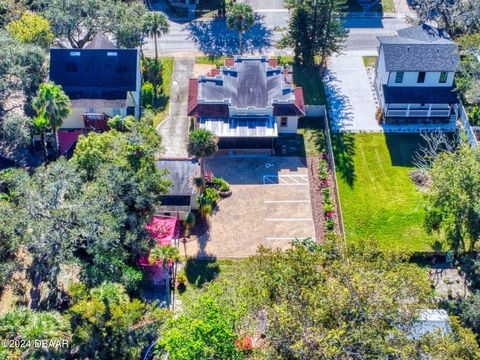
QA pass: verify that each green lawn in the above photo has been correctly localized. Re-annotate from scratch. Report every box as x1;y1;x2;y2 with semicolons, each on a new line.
153;57;174;128
362;56;378;68
195;55;227;67
275;117;326;157
333;133;436;252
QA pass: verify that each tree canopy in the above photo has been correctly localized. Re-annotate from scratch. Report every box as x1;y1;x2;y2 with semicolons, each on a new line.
6;11;54;49
157;239;480;359
281;0;347;66
424;144;480;252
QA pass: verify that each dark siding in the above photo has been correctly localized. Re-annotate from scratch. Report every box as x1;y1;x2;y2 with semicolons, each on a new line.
218;137;274;149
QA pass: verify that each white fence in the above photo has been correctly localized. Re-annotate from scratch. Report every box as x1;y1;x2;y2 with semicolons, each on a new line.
458;103;478;148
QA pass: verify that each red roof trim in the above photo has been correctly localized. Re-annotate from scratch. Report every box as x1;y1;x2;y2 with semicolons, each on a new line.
224;58;234;67
268;58;278;67
187;79;199;116
294;87;306;115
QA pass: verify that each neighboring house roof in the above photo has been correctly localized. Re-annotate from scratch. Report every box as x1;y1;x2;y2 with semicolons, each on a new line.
58;129;83;155
156;159;200;196
49;48;138;100
188;56;305;117
84;33;116;49
377;24;460;72
382;85;459;104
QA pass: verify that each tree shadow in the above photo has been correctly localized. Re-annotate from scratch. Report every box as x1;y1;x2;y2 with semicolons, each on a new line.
383;133;424;167
185;15;273;56
331;132;356;187
184;257;220;287
324;69;355;131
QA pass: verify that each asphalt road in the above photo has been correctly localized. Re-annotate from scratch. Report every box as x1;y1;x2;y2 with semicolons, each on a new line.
144;1;409;54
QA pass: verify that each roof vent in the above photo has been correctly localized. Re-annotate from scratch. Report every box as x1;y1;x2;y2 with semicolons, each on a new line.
70;51;81;57
107;52;118;57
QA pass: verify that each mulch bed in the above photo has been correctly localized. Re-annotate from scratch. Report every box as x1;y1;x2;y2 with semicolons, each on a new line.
307;156;341;244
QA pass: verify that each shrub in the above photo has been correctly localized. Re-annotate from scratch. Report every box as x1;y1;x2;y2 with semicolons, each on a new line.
212;177;230;192
141;82;155;109
468;105;480;126
326;218;335;231
204;188;220;203
142;57;162;86
177;273;187;284
323;203;334;213
193;176;206;191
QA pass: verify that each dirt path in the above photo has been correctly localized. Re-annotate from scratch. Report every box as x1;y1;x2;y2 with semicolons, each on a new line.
157;57;194;157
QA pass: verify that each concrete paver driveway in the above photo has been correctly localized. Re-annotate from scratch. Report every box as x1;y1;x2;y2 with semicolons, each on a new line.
185;156;315;258
325;51;379;132
157;57;194;157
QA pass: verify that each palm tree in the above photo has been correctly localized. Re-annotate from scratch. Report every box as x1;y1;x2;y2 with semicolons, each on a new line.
143;11;169;62
149;245;180;308
227;3;255;55
32;82;71;162
188;129;218;159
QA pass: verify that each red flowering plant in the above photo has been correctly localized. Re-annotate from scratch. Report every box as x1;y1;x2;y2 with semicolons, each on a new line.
235;336;254;352
204;170;214;184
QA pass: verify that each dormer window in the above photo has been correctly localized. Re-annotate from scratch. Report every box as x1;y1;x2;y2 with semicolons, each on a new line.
395;72;404;83
439;72;448;83
417;72;426;83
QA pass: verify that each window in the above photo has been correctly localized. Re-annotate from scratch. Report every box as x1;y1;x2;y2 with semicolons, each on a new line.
439;72;448;83
280;117;288;127
395;72;404;83
417;72;426;83
86;107;96;114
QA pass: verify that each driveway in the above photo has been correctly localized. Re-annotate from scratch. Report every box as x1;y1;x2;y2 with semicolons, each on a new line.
184;156;315;258
325;51;380;132
157;57;194;157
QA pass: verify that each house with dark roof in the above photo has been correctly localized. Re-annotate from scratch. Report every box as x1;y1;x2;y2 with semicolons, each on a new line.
155;158;201;220
49;33;141;154
188;56;305;150
375;24;460;123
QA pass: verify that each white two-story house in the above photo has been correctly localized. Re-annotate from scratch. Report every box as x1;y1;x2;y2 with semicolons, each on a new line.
375;25;460;123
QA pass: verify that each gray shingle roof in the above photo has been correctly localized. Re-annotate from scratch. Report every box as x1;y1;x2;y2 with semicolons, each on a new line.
198;57;294;108
156;159;200;196
378;25;460;72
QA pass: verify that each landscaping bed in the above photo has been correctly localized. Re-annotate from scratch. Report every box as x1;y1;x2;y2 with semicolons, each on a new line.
333;133;435;251
308;154;341;243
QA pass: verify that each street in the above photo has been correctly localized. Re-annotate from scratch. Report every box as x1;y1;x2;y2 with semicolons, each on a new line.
144;0;410;56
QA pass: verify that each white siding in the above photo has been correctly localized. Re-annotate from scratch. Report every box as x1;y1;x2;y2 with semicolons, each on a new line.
276;116;298;134
387;71;454;87
376;48;389;85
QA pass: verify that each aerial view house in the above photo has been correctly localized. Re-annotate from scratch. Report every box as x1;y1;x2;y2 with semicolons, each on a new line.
49;34;141;154
188;56;305;151
155;158;201;220
375;24;460;123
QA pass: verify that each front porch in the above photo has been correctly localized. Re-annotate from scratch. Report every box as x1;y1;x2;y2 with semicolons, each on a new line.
384;103;455;119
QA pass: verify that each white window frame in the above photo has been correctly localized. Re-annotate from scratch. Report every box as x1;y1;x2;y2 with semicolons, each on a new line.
280;117;288;127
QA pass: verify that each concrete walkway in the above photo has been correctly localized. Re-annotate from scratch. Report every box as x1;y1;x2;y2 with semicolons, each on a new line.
157;57;194;157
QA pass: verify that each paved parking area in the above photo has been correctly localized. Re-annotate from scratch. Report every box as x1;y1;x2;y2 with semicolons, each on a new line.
184;156;315;258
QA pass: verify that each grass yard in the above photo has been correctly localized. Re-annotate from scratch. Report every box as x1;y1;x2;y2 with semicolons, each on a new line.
195;55;227;67
333;133;436;252
362;56;378;68
275;117;327;157
153;57;174;128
